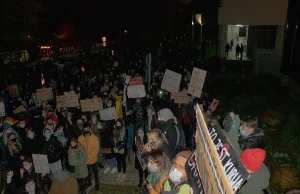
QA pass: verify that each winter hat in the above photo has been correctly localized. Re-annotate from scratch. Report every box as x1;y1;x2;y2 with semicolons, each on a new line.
240;148;266;172
158;108;174;121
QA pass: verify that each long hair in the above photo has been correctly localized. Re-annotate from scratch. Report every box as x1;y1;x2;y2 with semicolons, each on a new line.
7;133;22;156
68;138;84;155
148;128;168;146
148;150;171;177
135;128;144;148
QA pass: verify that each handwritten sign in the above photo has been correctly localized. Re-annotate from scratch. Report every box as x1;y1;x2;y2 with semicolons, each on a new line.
172;92;190;104
186;151;204;194
13;105;27;114
129;77;143;86
209;99;219;111
101;85;109;92
56;95;79;108
80;98;103;112
127;85;146;98
188;68;207;98
161;69;182;93
36;88;53;101
195;104;249;194
32;154;50;174
100;107;116;121
8;85;19;97
0;102;5;116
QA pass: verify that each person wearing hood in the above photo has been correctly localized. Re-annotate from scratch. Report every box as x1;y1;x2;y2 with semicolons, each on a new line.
44;110;58;126
16;119;30;142
161;151;192;194
238;148;270;194
78;123;100;190
44;117;56;134
23;129;42;157
41;128;63;174
238;116;264;151
74;118;84;139
147;105;158;132
223;111;242;154
157;108;179;148
28;105;44;138
68;139;88;194
112;118;128;182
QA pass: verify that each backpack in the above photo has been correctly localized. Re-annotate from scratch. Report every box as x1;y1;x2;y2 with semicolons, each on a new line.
174;124;186;151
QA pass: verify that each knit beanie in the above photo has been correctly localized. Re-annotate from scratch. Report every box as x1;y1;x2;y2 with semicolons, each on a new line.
240;148;266;172
158;108;174;121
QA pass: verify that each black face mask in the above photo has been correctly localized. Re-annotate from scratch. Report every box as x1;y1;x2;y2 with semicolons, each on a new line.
72;144;78;149
83;131;90;135
11;138;17;142
158;121;165;125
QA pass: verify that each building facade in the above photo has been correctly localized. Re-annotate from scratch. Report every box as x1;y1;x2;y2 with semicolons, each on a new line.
218;0;288;76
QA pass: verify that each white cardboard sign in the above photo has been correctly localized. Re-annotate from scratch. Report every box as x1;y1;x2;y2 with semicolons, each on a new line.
188;68;207;98
100;107;116;121
127;85;146;98
161;69;182;93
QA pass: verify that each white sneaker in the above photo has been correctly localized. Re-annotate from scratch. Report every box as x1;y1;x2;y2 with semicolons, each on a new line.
116;173;122;181
103;167;111;174
110;167;118;174
120;173;126;182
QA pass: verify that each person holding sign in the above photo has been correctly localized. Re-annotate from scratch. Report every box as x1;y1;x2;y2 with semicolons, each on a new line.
161;151;192;194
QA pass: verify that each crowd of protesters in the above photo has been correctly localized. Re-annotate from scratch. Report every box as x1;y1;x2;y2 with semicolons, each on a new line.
0;36;298;194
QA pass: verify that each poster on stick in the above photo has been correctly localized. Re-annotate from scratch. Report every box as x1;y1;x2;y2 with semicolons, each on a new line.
99;107;116;121
127;85;146;98
172;92;190;104
194;104;249;194
188;68;207;98
32;154;50;174
13;105;27;114
8;85;19;97
129;77;143;86
56;95;79;108
36;88;53;101
80;98;103;112
209;99;219;111
161;69;182;93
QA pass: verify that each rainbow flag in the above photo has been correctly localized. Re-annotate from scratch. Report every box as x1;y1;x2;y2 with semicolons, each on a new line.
1;117;17;129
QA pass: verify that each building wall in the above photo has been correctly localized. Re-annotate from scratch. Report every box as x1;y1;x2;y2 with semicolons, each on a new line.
218;0;288;25
227;25;248;49
218;25;227;57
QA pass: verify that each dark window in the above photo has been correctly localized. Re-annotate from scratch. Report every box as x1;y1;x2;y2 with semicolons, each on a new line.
239;27;247;37
257;25;277;49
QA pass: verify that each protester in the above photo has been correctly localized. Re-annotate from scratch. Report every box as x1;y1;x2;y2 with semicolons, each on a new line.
145;150;171;194
78;123;100;190
161;151;192;194
23;129;42;157
238;148;270;194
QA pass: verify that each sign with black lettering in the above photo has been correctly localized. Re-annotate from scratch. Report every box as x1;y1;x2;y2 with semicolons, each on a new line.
194;104;249;194
186;151;204;194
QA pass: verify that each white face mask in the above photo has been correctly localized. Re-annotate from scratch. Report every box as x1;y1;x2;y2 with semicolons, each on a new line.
19;124;26;128
24;165;32;170
25;182;36;192
107;103;112;107
28;134;34;139
147;109;152;114
44;133;51;139
169;166;183;183
97;123;103;129
91;118;97;123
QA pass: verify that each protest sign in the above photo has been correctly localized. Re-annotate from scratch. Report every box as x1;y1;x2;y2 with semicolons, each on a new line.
209;99;219;111
161;69;182;93
13;105;27;114
36;88;53;101
100;107;116;121
172;92;190;104
80;98;103;112
136;143;147;171
127;85;146;98
32;154;50;174
56;95;79;108
186;151;204;194
195;104;249;194
101;86;109;92
188;68;207;98
8;85;19;97
129;77;143;86
0;102;5;116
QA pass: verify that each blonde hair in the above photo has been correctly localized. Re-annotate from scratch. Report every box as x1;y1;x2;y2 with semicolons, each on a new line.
148;128;168;145
148;150;171;176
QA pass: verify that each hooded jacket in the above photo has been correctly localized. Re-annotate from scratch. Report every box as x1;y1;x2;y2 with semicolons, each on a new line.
78;130;99;165
68;144;88;178
238;128;264;151
158;109;178;148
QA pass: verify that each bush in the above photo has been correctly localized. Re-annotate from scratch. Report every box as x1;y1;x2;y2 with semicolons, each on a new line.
270;166;300;193
261;108;285;127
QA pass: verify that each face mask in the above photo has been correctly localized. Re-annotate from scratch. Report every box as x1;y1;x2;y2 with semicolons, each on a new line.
25;183;36;192
169;166;183;183
44;134;51;139
24;165;32;170
71;142;77;148
147;110;152;114
158;121;165;125
92;118;97;123
138;133;144;138
20;124;26;128
240;130;247;137
107;103;112;107
11;138;17;142
77;123;83;128
28;134;34;139
83;131;90;135
48;123;53;126
150;141;159;149
148;165;158;173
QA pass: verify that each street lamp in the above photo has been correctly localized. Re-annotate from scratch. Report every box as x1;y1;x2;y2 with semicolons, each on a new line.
195;14;203;43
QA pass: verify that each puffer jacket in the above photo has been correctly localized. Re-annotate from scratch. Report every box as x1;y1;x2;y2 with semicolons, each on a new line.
238;128;264;151
42;135;63;163
78;131;99;164
68;144;88;178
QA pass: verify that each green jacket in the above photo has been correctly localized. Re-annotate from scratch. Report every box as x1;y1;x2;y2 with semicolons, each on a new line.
238;164;270;194
162;179;190;194
68;145;88;178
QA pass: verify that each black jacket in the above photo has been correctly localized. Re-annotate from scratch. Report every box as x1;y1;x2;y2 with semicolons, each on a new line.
23;137;42;157
159;119;178;148
42;135;63;163
238;128;264;150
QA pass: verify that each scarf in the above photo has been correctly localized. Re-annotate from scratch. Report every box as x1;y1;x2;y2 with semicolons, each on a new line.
146;172;163;187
